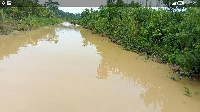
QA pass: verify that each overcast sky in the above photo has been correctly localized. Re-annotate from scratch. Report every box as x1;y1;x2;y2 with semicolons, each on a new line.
39;0;107;7
39;0;192;7
40;0;192;13
58;7;99;14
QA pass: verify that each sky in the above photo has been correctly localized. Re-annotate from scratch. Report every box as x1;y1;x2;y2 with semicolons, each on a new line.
58;7;99;14
41;0;193;13
39;0;193;7
38;0;103;13
39;0;107;7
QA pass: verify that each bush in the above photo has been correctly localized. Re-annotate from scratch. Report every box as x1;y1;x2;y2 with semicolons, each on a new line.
78;7;200;77
19;16;62;31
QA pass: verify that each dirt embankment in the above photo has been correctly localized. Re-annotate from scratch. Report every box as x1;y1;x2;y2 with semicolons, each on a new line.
0;21;19;35
0;10;19;35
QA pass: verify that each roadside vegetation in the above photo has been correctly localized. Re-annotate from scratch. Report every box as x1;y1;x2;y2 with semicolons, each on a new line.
0;0;70;35
77;0;200;79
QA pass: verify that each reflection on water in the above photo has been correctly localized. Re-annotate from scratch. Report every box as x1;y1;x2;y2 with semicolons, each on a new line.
0;22;199;112
80;28;200;112
0;26;58;60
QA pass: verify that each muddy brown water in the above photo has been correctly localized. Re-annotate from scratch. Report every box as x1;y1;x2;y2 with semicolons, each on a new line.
0;22;200;112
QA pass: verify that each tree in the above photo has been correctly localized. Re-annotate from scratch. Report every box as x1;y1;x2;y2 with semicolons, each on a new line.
162;0;179;8
44;0;59;10
106;0;116;7
128;1;141;7
81;9;90;19
188;0;200;7
116;0;125;7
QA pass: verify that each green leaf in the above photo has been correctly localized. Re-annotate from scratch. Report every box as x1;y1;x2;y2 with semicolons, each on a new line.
170;77;176;80
184;87;191;95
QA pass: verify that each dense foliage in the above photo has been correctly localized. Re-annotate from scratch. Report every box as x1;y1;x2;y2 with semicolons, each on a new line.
55;10;80;20
0;0;63;34
78;6;200;77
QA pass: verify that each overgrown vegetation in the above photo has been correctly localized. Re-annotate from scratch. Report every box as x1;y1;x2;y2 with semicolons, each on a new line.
77;0;200;78
194;86;200;95
0;0;65;34
55;10;80;21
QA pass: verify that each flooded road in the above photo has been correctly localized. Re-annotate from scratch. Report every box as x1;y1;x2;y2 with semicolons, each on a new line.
0;22;200;112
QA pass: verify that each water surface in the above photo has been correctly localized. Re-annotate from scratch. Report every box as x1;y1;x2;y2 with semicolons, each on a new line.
0;22;199;112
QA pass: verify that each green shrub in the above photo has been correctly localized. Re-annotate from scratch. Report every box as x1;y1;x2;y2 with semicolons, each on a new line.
78;7;200;77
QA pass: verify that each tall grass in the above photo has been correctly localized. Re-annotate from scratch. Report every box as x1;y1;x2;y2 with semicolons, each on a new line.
19;16;62;31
